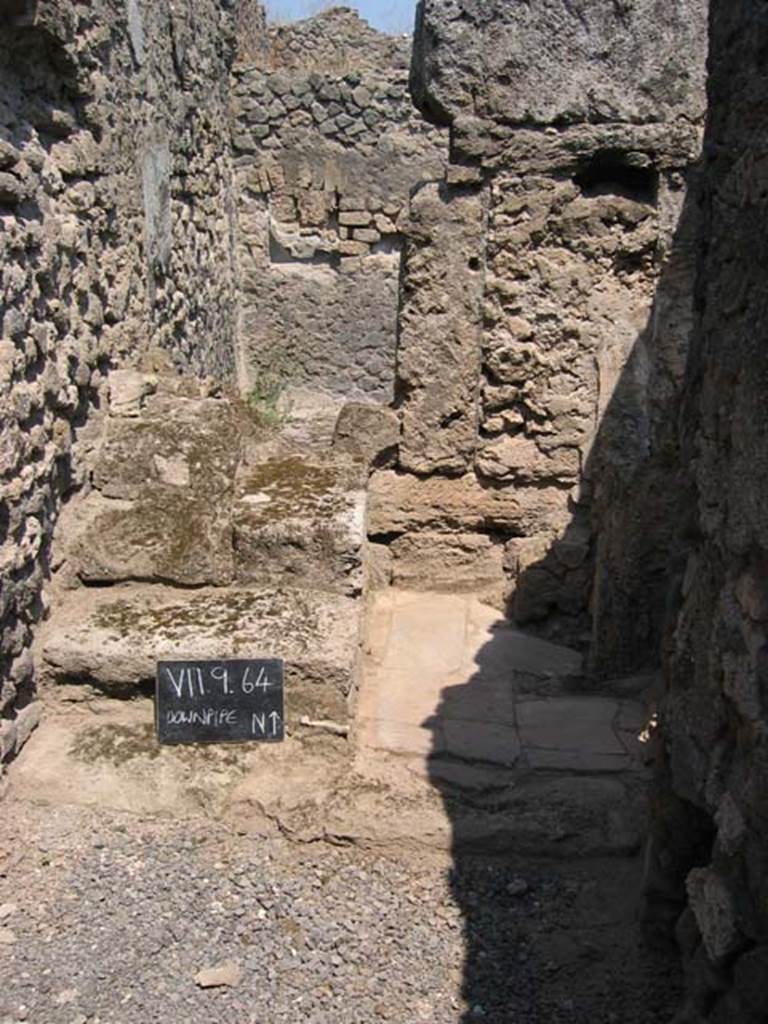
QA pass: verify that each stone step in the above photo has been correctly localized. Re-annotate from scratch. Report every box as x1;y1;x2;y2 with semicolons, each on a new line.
10;699;646;858
58;378;366;596
21;584;649;858
233;453;365;595
40;584;361;727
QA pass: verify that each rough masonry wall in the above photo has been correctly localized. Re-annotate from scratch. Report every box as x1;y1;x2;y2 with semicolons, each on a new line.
370;0;707;667
645;4;768;1020
232;8;447;401
0;0;240;782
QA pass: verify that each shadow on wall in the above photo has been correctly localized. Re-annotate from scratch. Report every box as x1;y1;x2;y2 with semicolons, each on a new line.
418;164;717;1021
509;162;703;682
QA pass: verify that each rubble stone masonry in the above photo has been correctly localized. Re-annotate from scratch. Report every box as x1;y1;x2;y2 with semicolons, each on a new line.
232;7;446;401
0;0;240;781
6;2;768;1017
369;0;708;672
645;4;768;1019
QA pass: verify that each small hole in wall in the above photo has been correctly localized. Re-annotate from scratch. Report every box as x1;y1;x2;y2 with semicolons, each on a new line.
574;150;659;204
468;257;481;271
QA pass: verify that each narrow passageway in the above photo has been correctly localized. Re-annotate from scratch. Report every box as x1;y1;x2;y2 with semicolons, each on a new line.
356;588;678;1022
7;0;759;1020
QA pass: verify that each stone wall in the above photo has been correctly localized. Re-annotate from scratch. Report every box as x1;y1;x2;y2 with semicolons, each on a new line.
232;7;447;401
0;0;240;782
369;0;707;667
643;4;768;1020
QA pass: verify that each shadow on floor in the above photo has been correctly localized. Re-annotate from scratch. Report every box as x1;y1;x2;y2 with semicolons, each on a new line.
421;618;683;1024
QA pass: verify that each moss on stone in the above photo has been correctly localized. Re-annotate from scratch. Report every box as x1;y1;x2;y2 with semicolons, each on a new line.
90;587;321;652
236;456;357;526
70;721;249;770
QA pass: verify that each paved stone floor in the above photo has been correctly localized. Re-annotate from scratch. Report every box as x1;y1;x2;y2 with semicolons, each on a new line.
357;589;648;788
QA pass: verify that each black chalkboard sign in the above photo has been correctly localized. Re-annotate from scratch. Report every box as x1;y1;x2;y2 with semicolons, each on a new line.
155;659;284;746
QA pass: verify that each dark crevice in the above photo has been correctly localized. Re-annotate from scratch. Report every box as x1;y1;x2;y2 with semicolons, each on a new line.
367;530;403;545
574;150;659;205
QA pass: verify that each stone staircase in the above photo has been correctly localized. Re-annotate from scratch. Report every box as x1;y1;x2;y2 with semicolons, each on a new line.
37;371;367;733
10;370;656;862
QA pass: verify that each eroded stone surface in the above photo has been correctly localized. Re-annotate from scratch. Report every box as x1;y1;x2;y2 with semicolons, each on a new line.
389;532;504;600
412;0;707;131
368;470;568;535
41;584;359;724
385;0;707;658
397;183;486;474
234;455;366;595
332;401;400;466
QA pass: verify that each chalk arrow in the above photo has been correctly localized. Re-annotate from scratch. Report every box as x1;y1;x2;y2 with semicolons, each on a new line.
269;711;282;736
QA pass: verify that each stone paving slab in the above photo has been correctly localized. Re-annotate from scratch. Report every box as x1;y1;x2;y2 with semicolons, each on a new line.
358;590;646;778
517;697;631;772
374;591;470;676
358;590;584;764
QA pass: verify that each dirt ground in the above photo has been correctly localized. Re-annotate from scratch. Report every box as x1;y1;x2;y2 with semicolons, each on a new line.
0;797;681;1024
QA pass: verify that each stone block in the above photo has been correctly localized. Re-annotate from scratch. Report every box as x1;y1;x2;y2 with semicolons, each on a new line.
517;697;634;773
14;702;41;752
373;213;397;234
0;172;24;205
339;256;363;273
364;541;392;591
41;585;361;723
0;681;17;715
445;164;483;186
50;131;100;177
411;0;707;129
339;210;372;226
69;491;236;588
389;532;504;595
686;868;744;962
353;227;380;243
332;401;399;466
337;239;369;256
108;369;156;417
476;435;581;483
93;395;243;501
0;720;17;762
351;85;371;107
397;182;486;474
0;140;20;170
367;469;569;536
233;455;365;596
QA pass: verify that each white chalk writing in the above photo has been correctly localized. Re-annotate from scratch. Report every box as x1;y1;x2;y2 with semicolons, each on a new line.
166;707;238;727
164;665;206;699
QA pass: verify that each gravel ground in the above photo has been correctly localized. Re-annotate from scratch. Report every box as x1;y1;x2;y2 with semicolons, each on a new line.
0;801;681;1024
